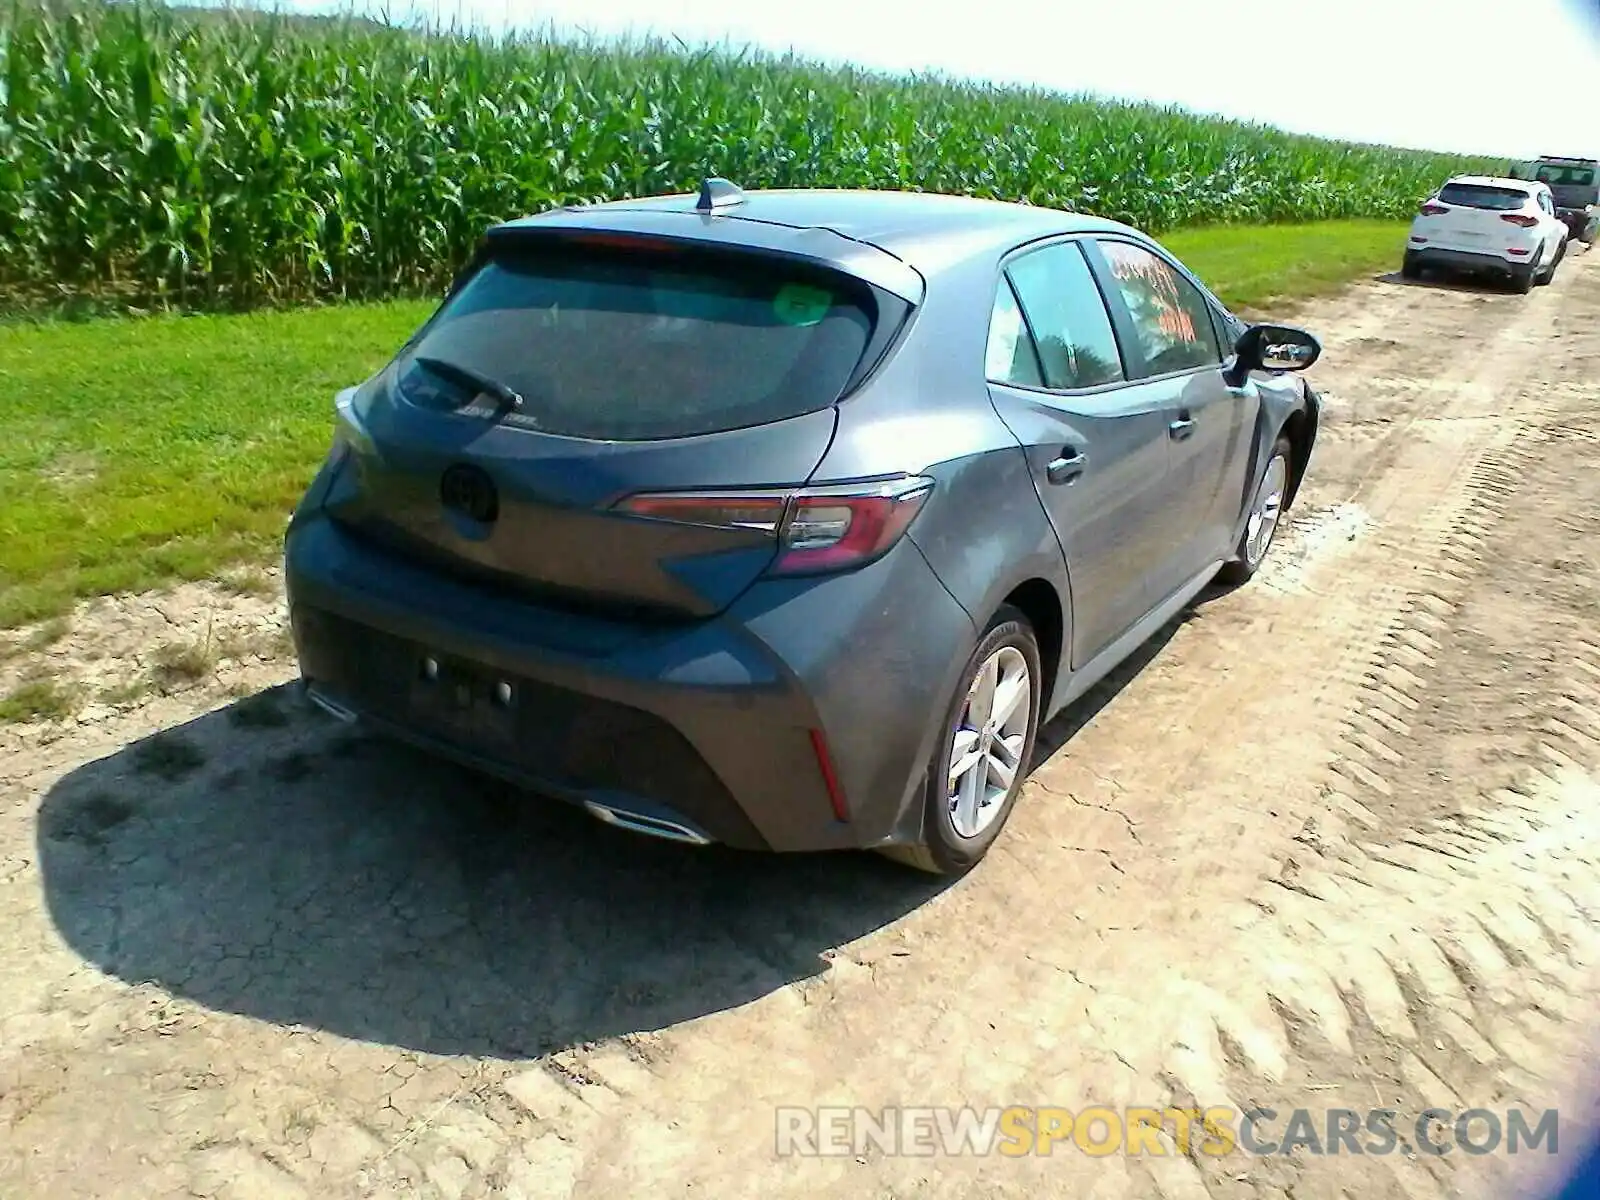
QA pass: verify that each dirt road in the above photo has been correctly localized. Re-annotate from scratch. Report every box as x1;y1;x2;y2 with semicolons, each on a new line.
3;251;1600;1200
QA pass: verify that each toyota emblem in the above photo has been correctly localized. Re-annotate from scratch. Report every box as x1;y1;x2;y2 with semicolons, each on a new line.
439;464;499;524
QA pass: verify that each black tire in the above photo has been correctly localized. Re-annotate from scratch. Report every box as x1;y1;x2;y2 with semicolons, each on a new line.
1401;252;1423;281
1215;435;1294;587
1511;259;1536;294
879;605;1042;877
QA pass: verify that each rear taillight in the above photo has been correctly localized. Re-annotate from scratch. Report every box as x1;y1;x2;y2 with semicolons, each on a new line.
1419;202;1450;216
330;386;373;458
1500;213;1539;227
618;476;935;575
615;493;789;535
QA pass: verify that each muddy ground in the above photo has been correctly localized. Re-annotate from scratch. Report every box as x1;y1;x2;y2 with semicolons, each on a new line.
3;251;1600;1199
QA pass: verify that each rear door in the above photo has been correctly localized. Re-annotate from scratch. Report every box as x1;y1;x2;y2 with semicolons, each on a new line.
983;238;1170;668
323;234;907;619
1087;236;1246;602
1535;189;1565;260
1522;187;1560;268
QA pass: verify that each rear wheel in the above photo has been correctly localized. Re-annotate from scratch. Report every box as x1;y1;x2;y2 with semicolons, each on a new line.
1538;240;1564;285
879;606;1041;877
1511;258;1537;294
1215;435;1293;587
1401;251;1423;280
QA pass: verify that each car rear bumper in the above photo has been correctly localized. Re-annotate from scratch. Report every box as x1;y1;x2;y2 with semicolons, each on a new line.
1406;246;1526;275
283;512;975;854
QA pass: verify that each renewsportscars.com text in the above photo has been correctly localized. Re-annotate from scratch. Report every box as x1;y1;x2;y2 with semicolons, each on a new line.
774;1105;1561;1158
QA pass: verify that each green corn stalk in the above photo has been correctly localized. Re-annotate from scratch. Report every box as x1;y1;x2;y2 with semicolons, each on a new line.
0;0;1510;313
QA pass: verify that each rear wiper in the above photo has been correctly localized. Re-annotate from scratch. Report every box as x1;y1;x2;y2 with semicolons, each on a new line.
413;355;523;410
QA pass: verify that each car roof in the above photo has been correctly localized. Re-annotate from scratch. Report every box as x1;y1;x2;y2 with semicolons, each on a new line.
1445;174;1539;191
495;187;1136;277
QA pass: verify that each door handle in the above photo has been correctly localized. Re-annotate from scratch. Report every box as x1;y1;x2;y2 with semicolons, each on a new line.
1046;449;1086;485
1168;417;1196;440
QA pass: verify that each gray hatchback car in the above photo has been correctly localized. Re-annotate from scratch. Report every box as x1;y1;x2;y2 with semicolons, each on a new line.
285;181;1322;876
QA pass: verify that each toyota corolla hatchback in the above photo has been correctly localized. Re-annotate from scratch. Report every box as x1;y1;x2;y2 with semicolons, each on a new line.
285;182;1323;876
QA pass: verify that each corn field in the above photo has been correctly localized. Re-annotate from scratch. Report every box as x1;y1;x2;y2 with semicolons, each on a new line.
0;1;1506;311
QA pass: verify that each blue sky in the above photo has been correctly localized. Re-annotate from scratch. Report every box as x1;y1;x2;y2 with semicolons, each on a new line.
286;0;1599;160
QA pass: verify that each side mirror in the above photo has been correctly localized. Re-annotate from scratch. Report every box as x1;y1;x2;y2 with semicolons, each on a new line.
1223;323;1322;388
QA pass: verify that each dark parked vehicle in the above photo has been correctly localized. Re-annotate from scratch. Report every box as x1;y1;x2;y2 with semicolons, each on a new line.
284;182;1322;876
1533;155;1599;243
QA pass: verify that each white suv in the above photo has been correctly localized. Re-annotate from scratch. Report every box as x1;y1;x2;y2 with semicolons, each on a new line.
1403;175;1570;293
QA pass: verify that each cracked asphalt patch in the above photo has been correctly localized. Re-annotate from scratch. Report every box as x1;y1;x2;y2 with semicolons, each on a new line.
3;252;1600;1198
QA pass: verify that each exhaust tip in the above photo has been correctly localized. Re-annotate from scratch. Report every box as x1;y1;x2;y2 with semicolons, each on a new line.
303;682;359;724
582;800;713;847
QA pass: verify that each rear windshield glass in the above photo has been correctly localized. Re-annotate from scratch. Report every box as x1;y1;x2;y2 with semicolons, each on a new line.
394;243;877;440
1536;164;1597;187
1438;183;1530;211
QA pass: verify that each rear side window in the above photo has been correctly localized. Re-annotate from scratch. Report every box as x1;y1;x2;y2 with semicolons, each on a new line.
1536;164;1596;187
1002;243;1125;390
396;244;877;440
1095;240;1221;378
1439;183;1530;211
985;279;1044;387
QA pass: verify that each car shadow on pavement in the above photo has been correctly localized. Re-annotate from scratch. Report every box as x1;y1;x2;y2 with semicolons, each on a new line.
1373;270;1521;295
35;599;1200;1061
34;687;951;1059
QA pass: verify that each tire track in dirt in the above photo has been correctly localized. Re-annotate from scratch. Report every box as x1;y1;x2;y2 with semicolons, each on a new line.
1202;382;1600;1200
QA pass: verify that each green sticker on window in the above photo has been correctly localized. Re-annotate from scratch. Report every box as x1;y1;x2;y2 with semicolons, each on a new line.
772;283;833;326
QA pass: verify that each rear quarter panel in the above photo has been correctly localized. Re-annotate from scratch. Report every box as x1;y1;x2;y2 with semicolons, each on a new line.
812;246;1074;717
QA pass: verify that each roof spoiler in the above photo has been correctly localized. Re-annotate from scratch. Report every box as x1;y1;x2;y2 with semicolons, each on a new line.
481;212;927;305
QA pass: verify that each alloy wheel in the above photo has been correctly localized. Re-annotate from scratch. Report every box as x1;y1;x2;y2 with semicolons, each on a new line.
947;645;1032;839
1244;453;1289;568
